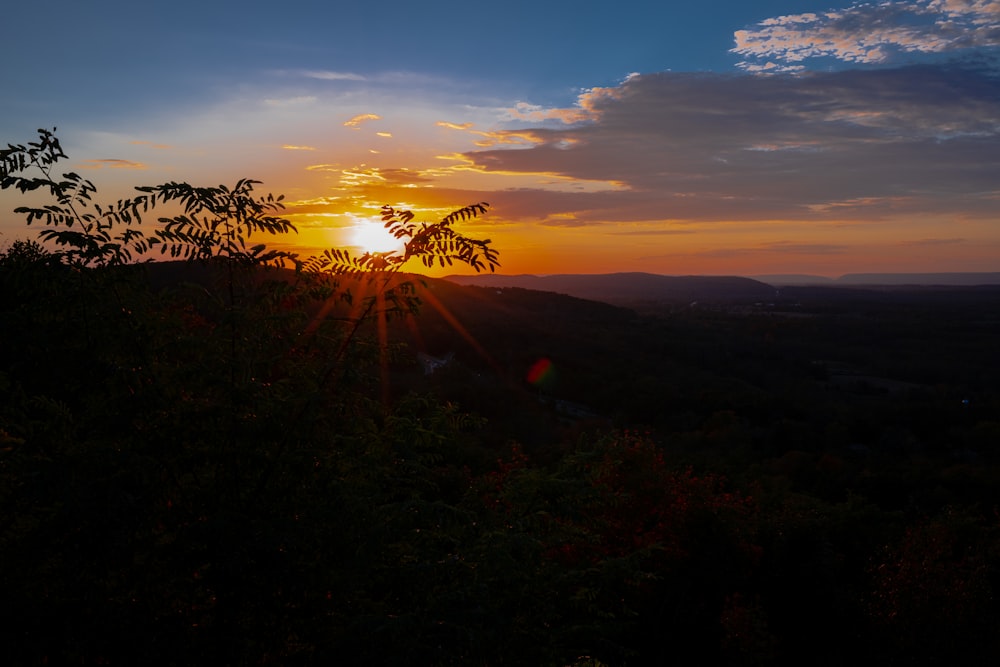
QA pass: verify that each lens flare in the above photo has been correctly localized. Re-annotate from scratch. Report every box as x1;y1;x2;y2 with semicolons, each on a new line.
527;357;554;386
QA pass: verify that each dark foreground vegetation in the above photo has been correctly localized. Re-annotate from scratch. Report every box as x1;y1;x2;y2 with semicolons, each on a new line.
3;131;1000;665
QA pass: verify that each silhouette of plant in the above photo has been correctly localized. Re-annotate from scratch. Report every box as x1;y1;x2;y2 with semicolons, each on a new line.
1;128;505;665
2;127;498;276
1;127;500;399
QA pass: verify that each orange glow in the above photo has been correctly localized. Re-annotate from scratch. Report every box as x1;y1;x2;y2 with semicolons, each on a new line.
350;217;405;254
203;108;1000;280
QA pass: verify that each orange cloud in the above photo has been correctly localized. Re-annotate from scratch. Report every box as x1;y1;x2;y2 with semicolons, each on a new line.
902;237;966;246
78;159;147;170
340;167;387;186
344;113;381;129
437;120;543;148
282;145;317;151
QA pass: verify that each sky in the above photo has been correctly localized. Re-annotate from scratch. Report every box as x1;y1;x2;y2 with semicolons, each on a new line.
2;0;999;277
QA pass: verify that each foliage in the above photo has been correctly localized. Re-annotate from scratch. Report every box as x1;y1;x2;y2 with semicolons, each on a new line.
869;507;1000;663
1;128;156;267
0;129;504;664
305;202;498;275
1;127;498;276
0;127;497;409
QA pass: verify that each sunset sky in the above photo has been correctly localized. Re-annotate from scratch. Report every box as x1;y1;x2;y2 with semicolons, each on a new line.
2;0;999;277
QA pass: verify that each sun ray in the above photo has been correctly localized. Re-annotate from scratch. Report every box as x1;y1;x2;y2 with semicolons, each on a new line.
376;285;390;413
413;281;502;376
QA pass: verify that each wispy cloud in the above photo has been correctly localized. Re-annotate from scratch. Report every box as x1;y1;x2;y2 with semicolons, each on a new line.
903;236;968;245
666;242;851;260
758;241;850;255
263;95;317;107
287;196;343;207
733;0;1000;70
609;228;698;236
282;144;317;151
283;196;348;217
78;158;147;170
344;113;381;129
436;121;543;147
336;166;434;188
300;70;366;81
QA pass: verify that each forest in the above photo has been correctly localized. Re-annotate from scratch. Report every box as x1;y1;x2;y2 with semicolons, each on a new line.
2;130;1000;665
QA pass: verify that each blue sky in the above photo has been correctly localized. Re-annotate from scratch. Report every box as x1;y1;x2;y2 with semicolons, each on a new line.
3;2;808;119
3;0;1000;276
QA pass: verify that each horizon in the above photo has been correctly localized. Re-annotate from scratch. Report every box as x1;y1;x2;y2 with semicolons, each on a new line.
441;269;1000;286
3;1;999;277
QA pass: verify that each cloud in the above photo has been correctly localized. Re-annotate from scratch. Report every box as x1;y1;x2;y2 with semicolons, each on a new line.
903;236;967;245
263;96;317;107
78;159;147;170
283;196;349;217
436;120;544;147
645;241;851;262
758;241;850;255
344;113;382;129
505;75;639;125
455;65;1000;225
733;0;1000;69
287;196;343;207
337;166;434;188
609;228;698;236
299;70;366;81
282;144;317;151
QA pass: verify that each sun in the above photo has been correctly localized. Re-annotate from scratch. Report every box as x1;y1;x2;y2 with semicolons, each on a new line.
351;218;405;254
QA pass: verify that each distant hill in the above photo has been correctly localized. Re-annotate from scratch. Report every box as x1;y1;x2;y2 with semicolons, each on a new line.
836;272;1000;286
754;272;1000;286
445;272;1000;305
443;272;776;305
752;274;836;286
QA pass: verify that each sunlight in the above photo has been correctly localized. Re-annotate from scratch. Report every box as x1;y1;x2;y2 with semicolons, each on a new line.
350;215;405;254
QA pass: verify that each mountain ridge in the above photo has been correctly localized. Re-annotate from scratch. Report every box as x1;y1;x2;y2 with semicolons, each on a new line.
754;272;1000;286
445;271;1000;304
443;272;776;304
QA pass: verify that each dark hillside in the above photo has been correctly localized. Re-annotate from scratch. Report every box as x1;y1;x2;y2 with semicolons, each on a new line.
383;278;1000;470
4;254;1000;665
